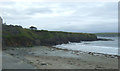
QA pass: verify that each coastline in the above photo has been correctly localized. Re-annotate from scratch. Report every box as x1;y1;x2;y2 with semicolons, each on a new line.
52;46;119;58
3;46;118;69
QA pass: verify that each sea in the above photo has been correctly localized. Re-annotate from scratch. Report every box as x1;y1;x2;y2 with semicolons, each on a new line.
54;36;120;56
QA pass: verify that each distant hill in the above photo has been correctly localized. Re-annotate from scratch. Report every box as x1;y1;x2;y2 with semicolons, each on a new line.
95;33;119;37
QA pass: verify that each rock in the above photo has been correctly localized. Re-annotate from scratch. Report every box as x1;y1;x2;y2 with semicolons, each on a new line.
41;62;48;66
76;53;80;55
36;60;39;61
97;38;113;41
88;52;94;55
10;54;14;56
70;62;73;65
29;61;33;64
11;49;15;50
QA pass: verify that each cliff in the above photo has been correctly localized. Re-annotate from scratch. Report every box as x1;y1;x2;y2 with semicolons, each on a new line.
1;18;97;47
2;24;97;47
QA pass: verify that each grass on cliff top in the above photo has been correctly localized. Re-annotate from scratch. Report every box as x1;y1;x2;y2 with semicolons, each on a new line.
3;24;97;41
2;24;98;47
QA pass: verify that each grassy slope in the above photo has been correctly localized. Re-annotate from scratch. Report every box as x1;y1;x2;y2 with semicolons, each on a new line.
2;24;97;47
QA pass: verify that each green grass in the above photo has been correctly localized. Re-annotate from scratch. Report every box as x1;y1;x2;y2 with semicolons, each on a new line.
2;24;97;47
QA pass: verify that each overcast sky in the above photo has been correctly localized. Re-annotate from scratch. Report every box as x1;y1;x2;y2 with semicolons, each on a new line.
0;1;118;33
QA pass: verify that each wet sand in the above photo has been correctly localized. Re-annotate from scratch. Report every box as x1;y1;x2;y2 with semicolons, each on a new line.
3;46;118;69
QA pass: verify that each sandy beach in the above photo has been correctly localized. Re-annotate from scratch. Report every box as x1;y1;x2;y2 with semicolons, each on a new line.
2;46;118;69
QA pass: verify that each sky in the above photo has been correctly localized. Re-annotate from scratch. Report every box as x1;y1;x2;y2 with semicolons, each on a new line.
0;1;118;33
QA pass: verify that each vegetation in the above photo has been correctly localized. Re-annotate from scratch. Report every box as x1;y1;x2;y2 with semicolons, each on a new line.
2;24;97;47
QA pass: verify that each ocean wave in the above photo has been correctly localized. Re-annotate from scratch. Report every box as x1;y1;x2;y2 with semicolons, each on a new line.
55;43;118;55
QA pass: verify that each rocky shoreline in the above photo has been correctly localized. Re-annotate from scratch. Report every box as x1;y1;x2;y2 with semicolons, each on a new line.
3;46;118;69
51;46;118;58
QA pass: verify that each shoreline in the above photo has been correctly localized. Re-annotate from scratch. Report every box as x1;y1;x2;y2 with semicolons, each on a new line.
51;46;119;58
3;46;118;69
3;45;119;58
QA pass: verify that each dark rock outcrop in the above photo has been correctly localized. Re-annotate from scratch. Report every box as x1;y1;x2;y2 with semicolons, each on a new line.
97;38;113;41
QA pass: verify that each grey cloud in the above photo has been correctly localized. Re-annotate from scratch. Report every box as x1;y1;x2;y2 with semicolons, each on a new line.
1;8;31;20
0;1;16;5
72;2;117;18
25;7;53;15
53;22;117;33
87;3;117;18
0;2;118;33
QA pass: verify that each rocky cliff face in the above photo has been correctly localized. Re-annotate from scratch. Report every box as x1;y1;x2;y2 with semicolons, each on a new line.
36;31;97;46
2;24;97;47
2;17;97;47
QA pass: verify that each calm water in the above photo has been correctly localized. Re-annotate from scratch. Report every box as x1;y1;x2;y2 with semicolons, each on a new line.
54;37;119;56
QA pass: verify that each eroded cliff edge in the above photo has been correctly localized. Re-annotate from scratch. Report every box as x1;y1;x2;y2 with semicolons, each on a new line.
1;17;97;47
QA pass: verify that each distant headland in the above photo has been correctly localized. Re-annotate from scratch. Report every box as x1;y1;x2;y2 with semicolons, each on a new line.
0;17;113;47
